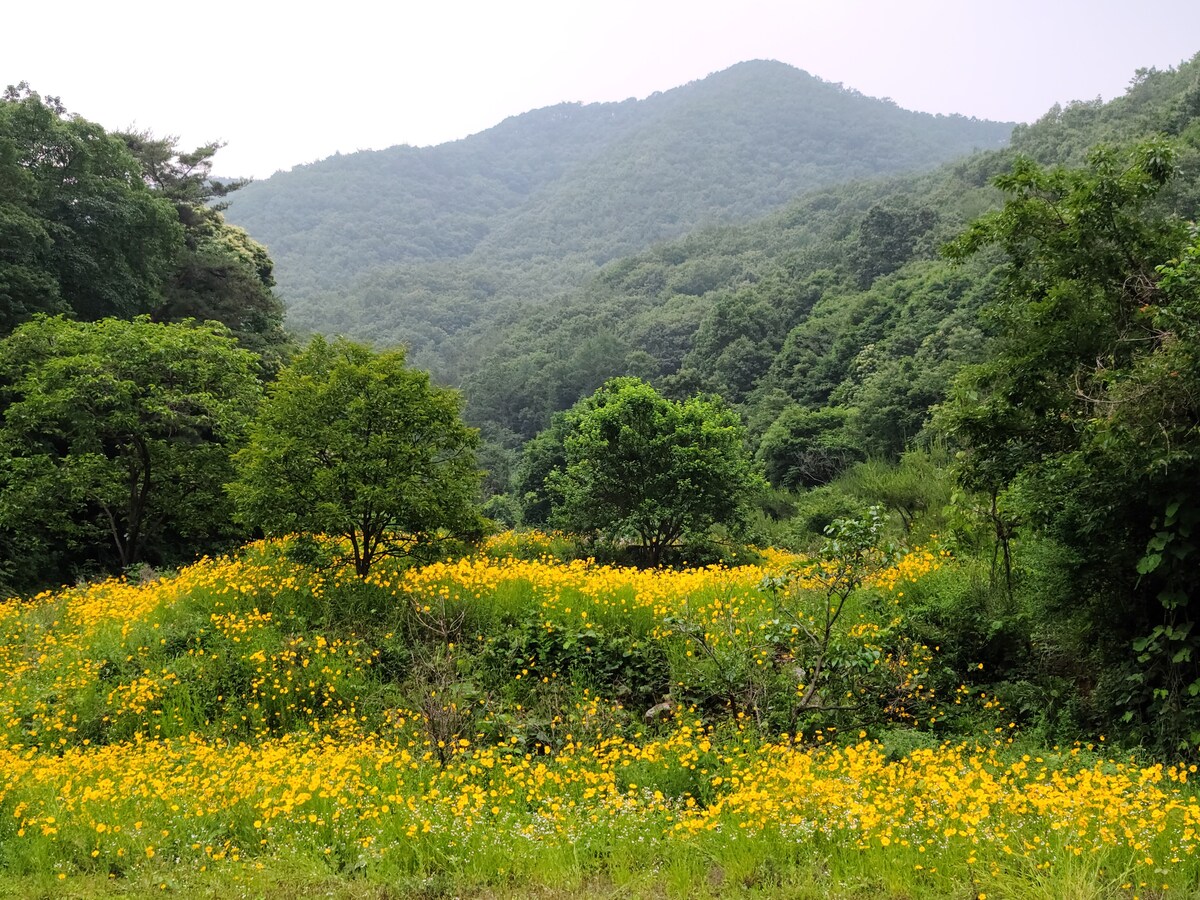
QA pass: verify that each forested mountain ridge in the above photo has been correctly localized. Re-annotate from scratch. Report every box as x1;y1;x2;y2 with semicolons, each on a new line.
459;54;1200;484
222;53;1200;490
224;60;1013;356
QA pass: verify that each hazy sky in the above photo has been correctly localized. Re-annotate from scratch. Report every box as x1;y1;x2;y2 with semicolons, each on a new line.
6;0;1200;178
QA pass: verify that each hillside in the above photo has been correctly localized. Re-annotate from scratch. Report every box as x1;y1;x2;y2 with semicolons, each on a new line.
225;60;1012;363
5;533;1200;898
9;55;1200;900
457;55;1200;459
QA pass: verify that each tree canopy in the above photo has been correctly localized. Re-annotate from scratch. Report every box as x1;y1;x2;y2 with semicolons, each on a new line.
542;378;763;565
0;316;261;585
0;83;286;359
228;337;483;576
0;84;181;330
117;128;287;357
939;140;1200;744
224;60;1012;372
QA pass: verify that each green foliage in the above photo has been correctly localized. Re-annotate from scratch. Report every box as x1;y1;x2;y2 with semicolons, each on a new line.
0;86;289;588
1008;60;1200;166
0;316;261;584
783;450;956;549
514;408;579;526
0;84;287;377
852;200;939;287
841;451;956;539
115;130;248;216
212;54;1200;478
0;84;181;330
229;337;484;576
764;507;897;725
226;60;1012;353
117;129;288;358
940;139;1200;749
757;405;863;489
481;493;521;529
481;609;670;716
155;222;287;361
665;507;923;733
545;378;764;566
786;484;862;547
448;54;1200;465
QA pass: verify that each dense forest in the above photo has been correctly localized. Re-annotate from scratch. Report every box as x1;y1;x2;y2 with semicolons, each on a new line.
223;57;1200;491
450;58;1200;492
225;60;1012;370
0;83;289;588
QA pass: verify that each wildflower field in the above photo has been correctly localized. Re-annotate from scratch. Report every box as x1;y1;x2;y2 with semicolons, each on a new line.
0;533;1197;898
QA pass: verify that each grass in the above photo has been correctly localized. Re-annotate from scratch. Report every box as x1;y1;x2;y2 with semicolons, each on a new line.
0;533;1196;898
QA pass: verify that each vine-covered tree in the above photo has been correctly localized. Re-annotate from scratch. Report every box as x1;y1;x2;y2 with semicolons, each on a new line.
756;405;864;489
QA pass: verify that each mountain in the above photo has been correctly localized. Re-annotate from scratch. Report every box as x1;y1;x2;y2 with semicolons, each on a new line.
454;54;1200;464
228;52;1200;495
224;60;1013;366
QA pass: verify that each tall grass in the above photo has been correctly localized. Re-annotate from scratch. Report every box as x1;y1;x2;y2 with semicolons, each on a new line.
0;534;1195;897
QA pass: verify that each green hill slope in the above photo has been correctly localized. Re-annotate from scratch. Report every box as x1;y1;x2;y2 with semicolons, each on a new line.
224;60;1012;360
458;55;1200;461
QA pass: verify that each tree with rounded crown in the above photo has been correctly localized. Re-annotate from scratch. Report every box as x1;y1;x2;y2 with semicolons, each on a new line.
548;377;762;566
0;315;260;582
228;336;483;576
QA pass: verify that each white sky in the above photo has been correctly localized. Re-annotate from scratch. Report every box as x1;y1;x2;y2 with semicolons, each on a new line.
6;0;1200;178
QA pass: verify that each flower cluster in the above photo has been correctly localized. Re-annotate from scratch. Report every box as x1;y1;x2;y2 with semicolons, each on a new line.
8;533;1184;896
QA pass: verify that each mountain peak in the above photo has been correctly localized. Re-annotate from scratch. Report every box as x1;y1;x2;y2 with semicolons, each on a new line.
225;60;1013;327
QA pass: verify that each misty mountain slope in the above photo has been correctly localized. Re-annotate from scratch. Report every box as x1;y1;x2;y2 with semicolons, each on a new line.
452;54;1200;451
224;99;647;295
224;59;1012;349
469;60;1013;265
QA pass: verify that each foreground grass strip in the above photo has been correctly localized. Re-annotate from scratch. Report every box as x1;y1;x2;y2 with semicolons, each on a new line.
0;536;1190;897
0;727;1197;897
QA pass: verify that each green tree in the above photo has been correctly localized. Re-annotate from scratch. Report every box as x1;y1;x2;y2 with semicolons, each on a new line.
116;130;248;222
154;221;287;361
548;378;762;565
117;129;287;355
756;405;863;489
514;406;581;526
0;316;261;582
0;86;285;361
0;84;181;331
852;201;938;287
228;337;483;577
939;140;1200;744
